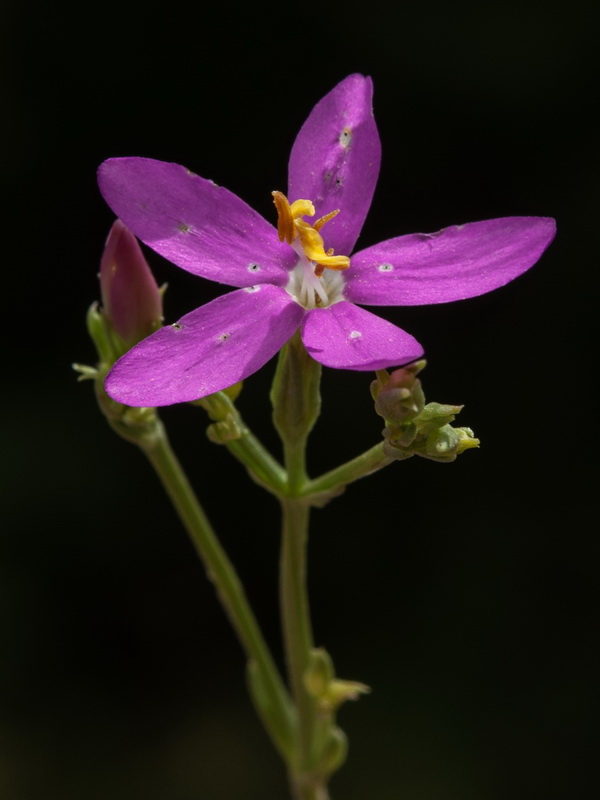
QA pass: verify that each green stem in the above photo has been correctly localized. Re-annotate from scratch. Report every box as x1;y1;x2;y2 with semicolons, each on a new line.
198;391;287;495
139;418;296;760
281;497;331;800
280;498;313;748
227;426;288;495
301;442;393;500
271;333;330;797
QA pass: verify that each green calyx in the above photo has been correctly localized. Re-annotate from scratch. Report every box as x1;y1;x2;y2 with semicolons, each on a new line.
372;361;480;463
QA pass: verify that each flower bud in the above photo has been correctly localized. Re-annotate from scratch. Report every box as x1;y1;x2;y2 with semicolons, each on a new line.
424;423;461;459
375;362;480;462
413;423;479;462
304;648;335;699
303;648;370;712
371;360;426;424
100;219;162;346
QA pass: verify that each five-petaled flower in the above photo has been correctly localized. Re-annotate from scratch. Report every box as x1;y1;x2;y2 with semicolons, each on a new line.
98;75;555;407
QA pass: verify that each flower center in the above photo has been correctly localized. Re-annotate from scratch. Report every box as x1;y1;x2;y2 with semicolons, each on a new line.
272;191;349;310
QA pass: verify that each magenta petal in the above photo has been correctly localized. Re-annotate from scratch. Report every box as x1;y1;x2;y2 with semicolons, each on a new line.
105;285;305;406
301;302;423;371
345;217;556;306
287;75;381;257
98;158;296;288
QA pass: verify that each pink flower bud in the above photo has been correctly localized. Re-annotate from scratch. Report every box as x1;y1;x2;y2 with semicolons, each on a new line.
100;219;162;345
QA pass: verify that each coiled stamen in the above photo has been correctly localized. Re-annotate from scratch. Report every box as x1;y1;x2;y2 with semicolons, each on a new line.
272;191;350;275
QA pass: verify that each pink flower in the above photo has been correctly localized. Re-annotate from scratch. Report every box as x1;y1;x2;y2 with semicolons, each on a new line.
98;75;555;407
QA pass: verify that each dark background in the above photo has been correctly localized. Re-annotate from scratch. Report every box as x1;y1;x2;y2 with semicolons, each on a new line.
2;1;596;798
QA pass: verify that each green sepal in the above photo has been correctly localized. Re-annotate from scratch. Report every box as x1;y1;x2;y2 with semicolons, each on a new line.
382;439;415;460
383;420;418;449
416;402;463;434
271;330;321;447
303;648;370;713
222;381;243;403
86;302;126;366
206;413;243;443
196;391;244;443
193;389;237;420
71;362;99;382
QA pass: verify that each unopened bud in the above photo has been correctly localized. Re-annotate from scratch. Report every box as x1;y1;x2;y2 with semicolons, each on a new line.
371;360;426;423
304;649;370;713
425;423;460;459
304;648;335;699
100;219;162;346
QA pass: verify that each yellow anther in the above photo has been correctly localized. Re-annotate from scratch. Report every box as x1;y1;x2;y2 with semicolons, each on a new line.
314;208;340;231
272;190;350;276
272;191;295;244
272;192;316;244
295;221;350;273
290;198;316;219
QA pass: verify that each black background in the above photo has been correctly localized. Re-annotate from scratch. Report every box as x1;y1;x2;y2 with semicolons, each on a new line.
2;2;597;798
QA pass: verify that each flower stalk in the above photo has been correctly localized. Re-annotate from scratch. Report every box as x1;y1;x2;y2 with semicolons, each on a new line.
272;331;335;798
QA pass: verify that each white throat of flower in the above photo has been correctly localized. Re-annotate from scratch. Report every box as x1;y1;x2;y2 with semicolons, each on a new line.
272;191;349;310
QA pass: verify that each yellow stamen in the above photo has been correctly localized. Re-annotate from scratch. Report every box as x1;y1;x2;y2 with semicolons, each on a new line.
272;191;294;244
295;220;350;273
314;208;340;231
272;191;316;244
272;191;351;276
290;198;316;219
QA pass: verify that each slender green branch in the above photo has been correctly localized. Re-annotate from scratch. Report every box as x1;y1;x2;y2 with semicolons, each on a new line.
280;499;314;750
301;442;393;500
197;391;287;495
138;418;296;761
281;498;332;800
226;425;288;494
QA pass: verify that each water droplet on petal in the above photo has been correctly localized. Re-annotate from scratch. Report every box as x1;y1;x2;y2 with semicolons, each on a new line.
349;330;361;339
378;263;394;272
